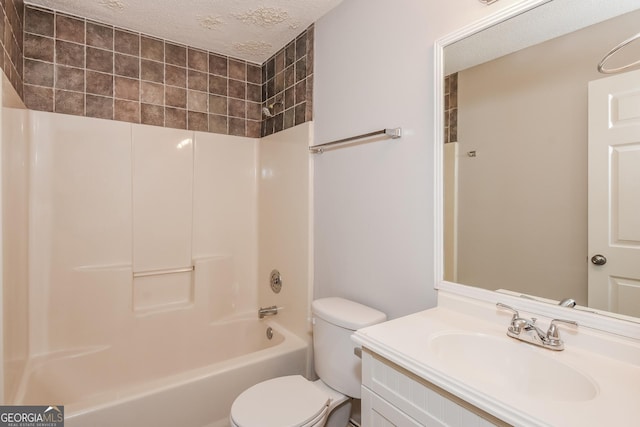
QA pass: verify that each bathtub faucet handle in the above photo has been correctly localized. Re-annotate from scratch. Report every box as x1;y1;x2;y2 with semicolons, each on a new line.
258;305;279;319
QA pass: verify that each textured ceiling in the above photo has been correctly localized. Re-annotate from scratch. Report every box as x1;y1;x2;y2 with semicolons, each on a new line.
24;0;344;64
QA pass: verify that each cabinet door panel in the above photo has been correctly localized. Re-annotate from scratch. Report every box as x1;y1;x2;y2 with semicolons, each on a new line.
362;388;424;427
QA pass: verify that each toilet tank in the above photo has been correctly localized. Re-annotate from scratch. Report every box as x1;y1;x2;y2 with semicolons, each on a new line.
311;298;387;399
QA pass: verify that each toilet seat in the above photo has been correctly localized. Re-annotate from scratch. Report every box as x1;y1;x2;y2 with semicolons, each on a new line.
231;407;327;427
230;375;330;427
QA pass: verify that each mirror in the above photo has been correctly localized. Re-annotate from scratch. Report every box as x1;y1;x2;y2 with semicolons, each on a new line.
439;0;640;321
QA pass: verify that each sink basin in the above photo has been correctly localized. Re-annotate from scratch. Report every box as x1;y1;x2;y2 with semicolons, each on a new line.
428;332;599;402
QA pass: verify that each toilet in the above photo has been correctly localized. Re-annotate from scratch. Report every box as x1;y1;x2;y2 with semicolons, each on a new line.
230;297;387;427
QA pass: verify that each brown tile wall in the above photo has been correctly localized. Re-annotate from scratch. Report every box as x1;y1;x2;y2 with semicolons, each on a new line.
444;73;457;143
261;25;314;137
0;0;24;98
22;5;314;137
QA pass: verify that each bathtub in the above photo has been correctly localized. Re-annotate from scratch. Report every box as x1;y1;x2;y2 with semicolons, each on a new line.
13;319;308;427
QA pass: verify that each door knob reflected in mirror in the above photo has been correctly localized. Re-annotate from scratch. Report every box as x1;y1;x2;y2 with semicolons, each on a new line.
591;254;607;266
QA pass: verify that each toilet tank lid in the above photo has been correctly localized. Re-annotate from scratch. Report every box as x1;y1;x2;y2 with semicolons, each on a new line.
312;298;387;330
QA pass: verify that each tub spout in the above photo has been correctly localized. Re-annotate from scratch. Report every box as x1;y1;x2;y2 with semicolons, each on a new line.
258;306;278;319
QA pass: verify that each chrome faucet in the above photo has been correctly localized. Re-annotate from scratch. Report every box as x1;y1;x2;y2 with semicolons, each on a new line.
496;303;577;351
258;305;279;319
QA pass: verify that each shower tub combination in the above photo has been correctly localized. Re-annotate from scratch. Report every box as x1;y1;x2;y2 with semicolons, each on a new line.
12;318;307;427
4;109;313;427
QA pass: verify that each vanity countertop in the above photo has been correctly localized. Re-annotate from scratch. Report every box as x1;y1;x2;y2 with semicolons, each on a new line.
353;292;640;427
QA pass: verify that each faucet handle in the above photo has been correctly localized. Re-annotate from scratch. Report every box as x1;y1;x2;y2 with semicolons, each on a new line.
547;319;578;339
496;303;519;320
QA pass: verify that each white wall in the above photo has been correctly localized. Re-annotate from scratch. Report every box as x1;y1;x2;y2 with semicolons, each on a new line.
312;0;523;319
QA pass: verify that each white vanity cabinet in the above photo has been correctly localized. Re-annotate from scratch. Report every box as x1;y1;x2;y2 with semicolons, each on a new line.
361;349;508;427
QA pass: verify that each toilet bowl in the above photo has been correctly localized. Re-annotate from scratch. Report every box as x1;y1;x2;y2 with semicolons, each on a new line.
230;298;387;427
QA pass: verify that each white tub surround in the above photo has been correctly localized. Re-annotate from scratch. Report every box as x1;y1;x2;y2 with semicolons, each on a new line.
3;110;314;424
353;292;640;427
132;126;195;312
258;123;314;343
26;112;261;353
